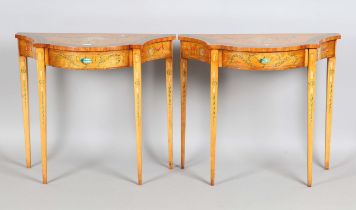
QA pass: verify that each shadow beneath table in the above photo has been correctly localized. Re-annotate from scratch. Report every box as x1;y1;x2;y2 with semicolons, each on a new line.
269;167;305;185
50;158;137;184
313;144;356;186
0;147;41;183
313;146;325;169
144;170;172;185
217;169;258;185
181;167;210;185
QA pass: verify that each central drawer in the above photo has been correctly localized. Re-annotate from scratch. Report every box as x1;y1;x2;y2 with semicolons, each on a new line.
48;49;130;70
222;50;307;70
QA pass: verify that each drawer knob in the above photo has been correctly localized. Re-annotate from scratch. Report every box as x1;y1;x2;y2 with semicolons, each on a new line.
80;58;92;64
259;58;270;64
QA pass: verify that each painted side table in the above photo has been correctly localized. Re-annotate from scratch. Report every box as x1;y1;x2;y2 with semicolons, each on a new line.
179;34;341;186
16;33;176;185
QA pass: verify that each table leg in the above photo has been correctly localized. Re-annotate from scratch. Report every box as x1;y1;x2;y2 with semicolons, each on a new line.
133;49;143;185
210;50;219;186
307;49;317;187
180;58;187;169
325;57;336;170
19;56;31;168
166;57;173;169
36;48;47;184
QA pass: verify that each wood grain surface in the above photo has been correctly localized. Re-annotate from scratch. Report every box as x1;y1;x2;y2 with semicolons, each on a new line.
179;34;340;52
16;33;176;52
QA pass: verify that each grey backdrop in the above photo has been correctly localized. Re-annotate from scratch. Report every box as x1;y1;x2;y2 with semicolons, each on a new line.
1;0;356;209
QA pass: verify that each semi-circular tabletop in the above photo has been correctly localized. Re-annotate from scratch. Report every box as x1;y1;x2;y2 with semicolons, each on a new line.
16;33;176;51
178;34;341;52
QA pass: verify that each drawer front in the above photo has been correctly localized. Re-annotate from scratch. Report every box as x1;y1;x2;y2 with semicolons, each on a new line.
222;50;306;70
181;41;210;63
48;50;130;70
142;41;172;62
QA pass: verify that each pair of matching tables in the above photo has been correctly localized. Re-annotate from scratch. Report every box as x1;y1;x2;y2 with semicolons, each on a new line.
16;33;340;186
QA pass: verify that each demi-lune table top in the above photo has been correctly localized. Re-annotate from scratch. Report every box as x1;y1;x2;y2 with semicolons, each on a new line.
15;33;176;51
179;34;341;52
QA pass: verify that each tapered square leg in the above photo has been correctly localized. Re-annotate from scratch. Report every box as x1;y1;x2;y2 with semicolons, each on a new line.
166;57;173;169
36;48;47;184
325;57;336;170
133;49;143;185
307;49;317;187
19;56;31;168
210;50;219;186
180;58;188;169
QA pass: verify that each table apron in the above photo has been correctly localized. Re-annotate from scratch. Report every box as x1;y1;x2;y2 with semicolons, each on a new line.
222;50;307;70
47;49;131;70
141;41;172;63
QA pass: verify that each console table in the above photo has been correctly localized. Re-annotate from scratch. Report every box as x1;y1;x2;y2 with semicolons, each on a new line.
16;33;176;185
179;34;341;186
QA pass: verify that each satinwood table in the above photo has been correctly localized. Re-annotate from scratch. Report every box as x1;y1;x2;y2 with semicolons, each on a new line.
16;33;176;185
178;34;341;187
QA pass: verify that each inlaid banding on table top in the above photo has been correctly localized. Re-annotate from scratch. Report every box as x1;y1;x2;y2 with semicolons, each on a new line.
179;34;341;52
15;33;176;52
